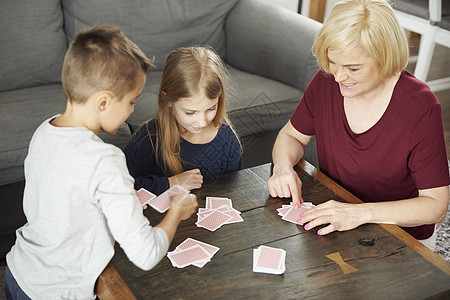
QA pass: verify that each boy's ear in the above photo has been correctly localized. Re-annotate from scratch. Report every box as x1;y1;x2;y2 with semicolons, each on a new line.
96;92;115;112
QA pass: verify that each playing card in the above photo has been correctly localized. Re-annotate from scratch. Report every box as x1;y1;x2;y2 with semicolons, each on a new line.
277;206;291;216
167;245;211;268
197;209;214;220
279;202;315;223
282;206;310;224
195;210;233;231
206;197;233;209
136;188;156;206
148;185;189;213
169;238;220;268
253;245;286;275
176;238;220;256
222;208;244;224
167;185;190;196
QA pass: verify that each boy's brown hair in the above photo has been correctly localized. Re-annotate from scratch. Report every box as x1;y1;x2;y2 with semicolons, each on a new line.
62;25;152;103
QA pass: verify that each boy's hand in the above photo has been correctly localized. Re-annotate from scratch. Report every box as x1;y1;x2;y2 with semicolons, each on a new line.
169;169;203;191
156;194;198;242
135;189;148;210
170;194;198;221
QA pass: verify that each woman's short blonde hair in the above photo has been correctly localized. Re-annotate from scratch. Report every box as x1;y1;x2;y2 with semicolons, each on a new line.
314;0;408;79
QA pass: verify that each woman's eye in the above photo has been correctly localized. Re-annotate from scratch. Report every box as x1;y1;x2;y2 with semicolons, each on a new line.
208;106;217;111
185;111;194;115
349;68;360;72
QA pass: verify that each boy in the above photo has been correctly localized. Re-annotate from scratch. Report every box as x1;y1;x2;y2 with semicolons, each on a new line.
5;25;197;299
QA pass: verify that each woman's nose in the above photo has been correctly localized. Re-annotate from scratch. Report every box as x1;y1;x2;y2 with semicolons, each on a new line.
334;67;347;82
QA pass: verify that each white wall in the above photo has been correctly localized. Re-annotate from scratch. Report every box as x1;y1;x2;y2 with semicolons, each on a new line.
324;0;341;20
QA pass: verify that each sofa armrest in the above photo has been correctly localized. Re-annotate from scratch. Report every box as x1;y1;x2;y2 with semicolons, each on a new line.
225;0;322;91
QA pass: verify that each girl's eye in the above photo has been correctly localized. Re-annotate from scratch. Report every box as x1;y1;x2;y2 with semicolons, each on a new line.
348;68;360;72
185;111;194;115
208;106;217;111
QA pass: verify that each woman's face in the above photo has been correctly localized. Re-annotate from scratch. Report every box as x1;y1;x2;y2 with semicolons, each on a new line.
171;91;219;135
328;46;384;100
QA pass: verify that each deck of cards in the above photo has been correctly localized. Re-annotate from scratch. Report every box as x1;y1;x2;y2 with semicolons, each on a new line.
277;202;315;224
167;238;220;268
253;245;286;275
195;197;244;231
137;185;190;213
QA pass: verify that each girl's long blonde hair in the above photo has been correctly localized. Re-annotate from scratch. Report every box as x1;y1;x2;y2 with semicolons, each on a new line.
148;46;234;175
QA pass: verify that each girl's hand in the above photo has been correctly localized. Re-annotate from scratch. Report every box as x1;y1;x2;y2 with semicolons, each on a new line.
169;169;203;191
297;200;370;235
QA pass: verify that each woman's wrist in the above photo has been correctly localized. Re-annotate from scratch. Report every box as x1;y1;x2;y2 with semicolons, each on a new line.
273;163;294;175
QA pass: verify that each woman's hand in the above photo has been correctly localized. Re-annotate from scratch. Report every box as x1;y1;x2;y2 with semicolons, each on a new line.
297;200;371;235
267;165;303;204
169;169;203;191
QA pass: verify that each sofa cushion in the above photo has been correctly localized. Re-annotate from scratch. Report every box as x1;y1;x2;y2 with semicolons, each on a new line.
126;65;303;137
0;86;131;185
62;0;238;69
0;0;66;92
0;85;66;185
226;66;302;138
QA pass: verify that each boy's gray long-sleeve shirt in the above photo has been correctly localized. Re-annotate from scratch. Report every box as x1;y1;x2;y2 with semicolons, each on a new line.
6;116;169;300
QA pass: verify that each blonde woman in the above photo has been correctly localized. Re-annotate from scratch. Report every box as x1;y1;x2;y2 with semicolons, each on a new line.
267;0;449;249
124;46;242;195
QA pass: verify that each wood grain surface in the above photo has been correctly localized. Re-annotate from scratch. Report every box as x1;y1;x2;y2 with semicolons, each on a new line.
98;160;450;299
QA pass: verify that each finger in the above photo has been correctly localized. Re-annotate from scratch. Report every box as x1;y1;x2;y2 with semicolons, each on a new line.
142;204;148;210
301;213;329;231
317;224;336;235
267;178;279;198
297;207;313;224
268;185;278;198
279;182;292;198
192;182;202;189
289;182;301;205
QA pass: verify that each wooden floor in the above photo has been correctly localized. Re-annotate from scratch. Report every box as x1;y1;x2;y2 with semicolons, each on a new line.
407;33;450;159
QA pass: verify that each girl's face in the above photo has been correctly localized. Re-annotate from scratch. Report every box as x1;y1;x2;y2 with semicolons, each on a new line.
171;91;219;135
327;46;384;100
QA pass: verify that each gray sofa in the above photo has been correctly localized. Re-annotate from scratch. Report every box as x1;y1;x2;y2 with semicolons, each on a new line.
0;0;321;258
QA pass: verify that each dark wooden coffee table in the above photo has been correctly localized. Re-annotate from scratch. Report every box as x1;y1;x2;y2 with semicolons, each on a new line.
97;160;450;299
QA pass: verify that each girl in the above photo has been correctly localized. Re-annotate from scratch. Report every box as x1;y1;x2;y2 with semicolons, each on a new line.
124;46;242;195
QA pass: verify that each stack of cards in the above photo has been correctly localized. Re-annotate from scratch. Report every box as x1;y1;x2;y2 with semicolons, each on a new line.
136;185;190;213
277;202;315;224
195;197;244;231
167;238;220;268
253;245;286;275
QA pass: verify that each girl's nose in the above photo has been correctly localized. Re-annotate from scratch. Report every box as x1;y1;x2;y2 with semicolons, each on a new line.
197;114;207;127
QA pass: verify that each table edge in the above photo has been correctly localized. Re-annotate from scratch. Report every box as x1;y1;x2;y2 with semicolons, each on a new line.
96;263;136;300
296;158;450;276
